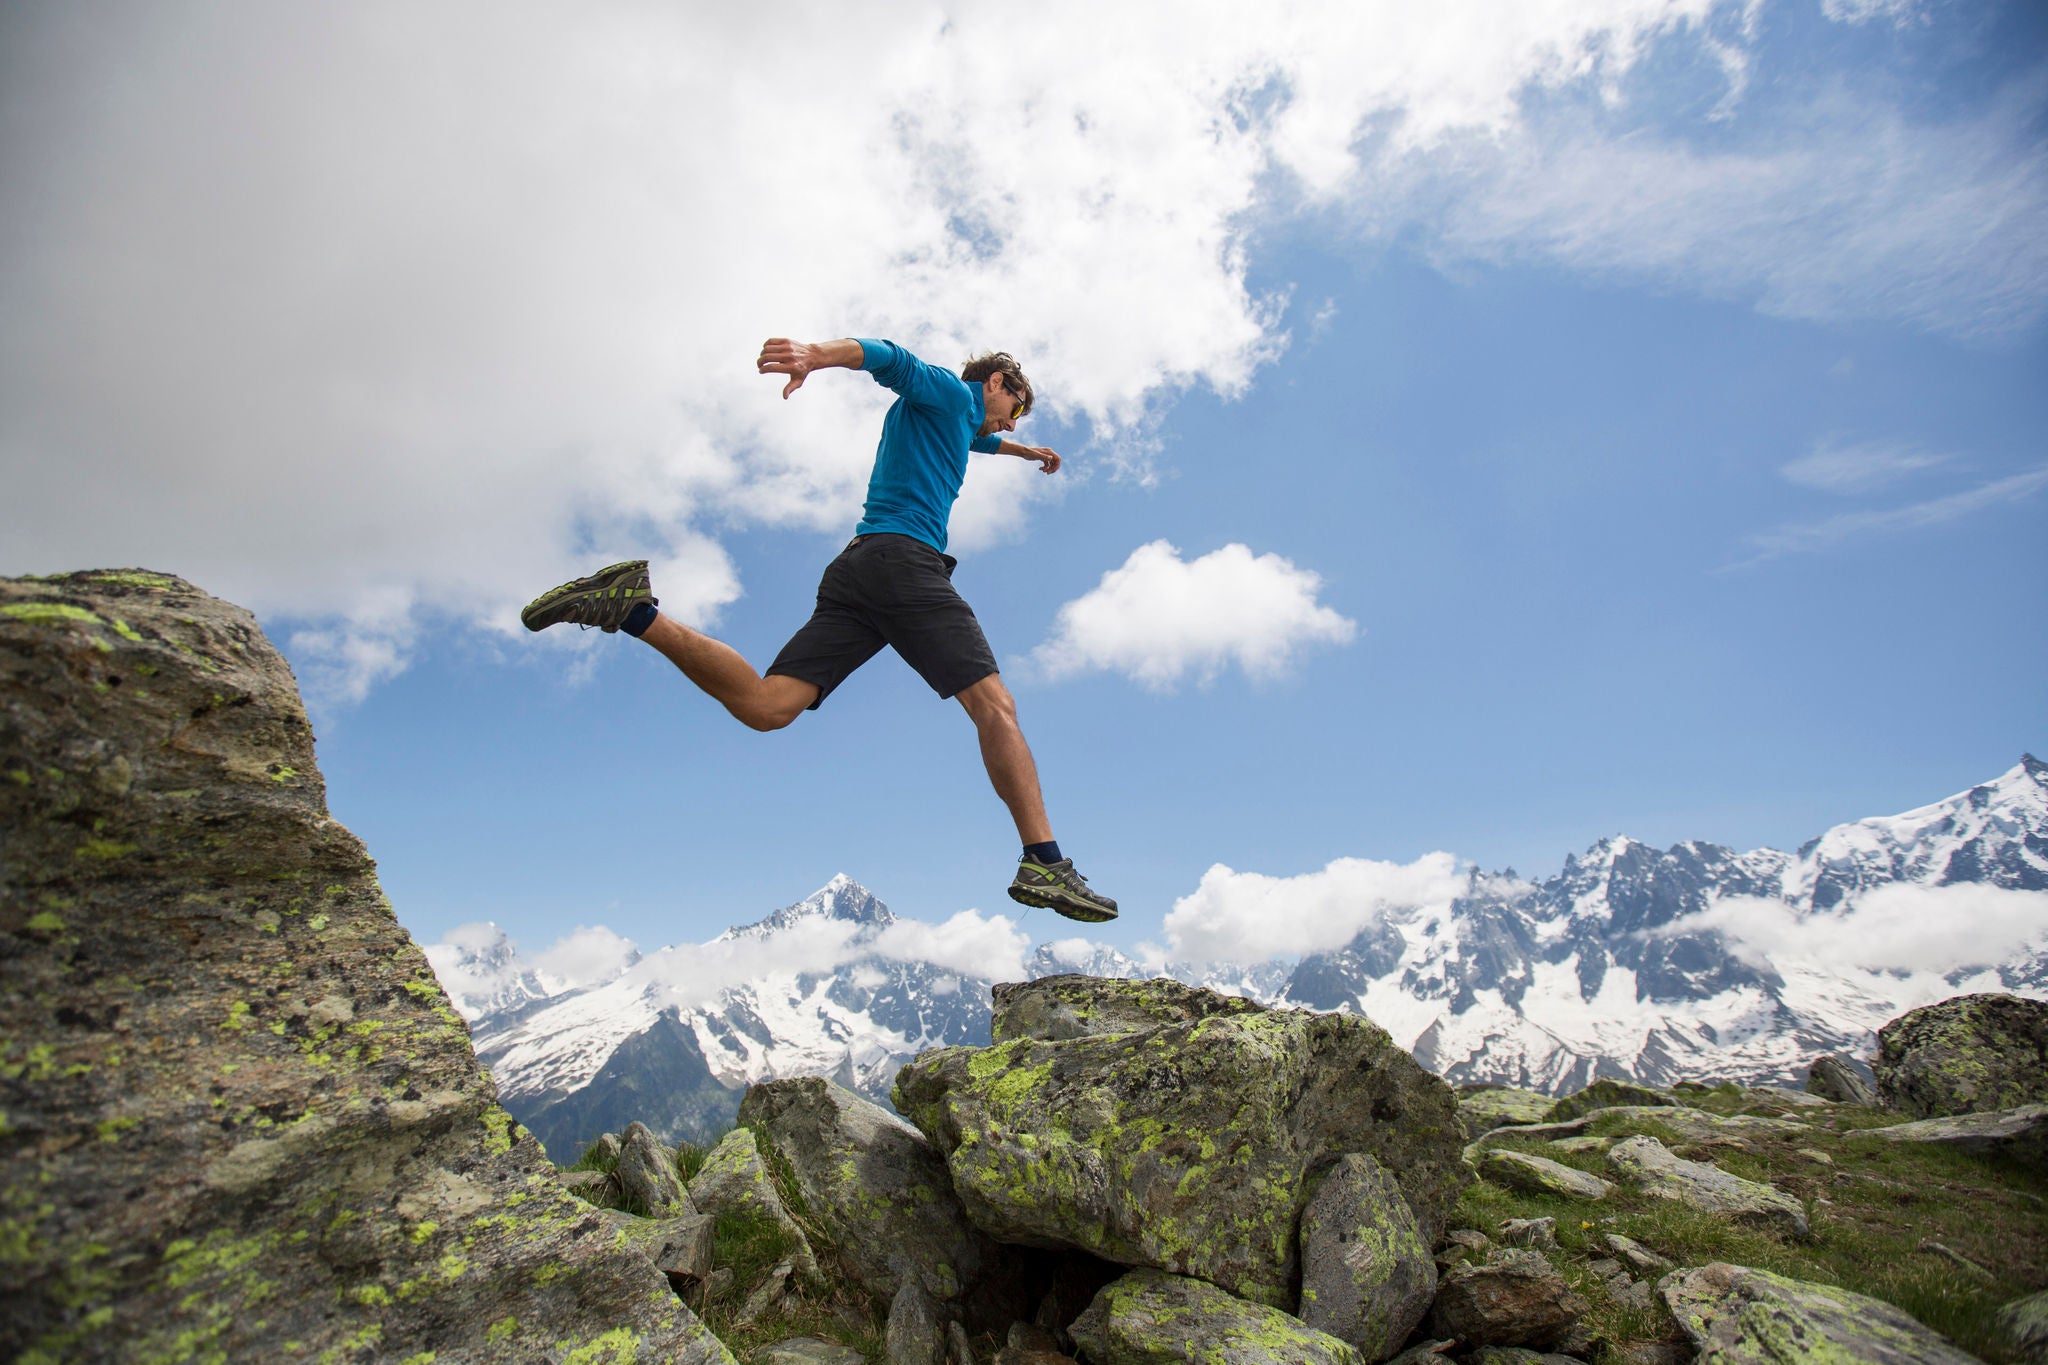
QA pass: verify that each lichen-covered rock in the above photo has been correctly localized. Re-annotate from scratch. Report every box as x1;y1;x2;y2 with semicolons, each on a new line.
992;972;1268;1043
600;1208;716;1288
887;1279;948;1365
687;1125;820;1279
619;1119;693;1216
1606;1136;1810;1239
1806;1054;1878;1106
1542;1079;1677;1123
1996;1287;2048;1364
1477;1149;1613;1201
1603;1232;1673;1276
1069;1267;1367;1365
1847;1103;2048;1168
894;977;1465;1310
1297;1153;1436;1358
738;1076;1024;1321
1426;1248;1588;1350
1876;993;2048;1119
0;570;733;1364
1660;1262;1982;1364
1458;1086;1554;1138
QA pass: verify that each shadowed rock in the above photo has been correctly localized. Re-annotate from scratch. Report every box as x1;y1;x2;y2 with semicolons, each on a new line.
1807;1054;1878;1106
618;1119;693;1216
1477;1149;1613;1201
1458;1086;1554;1139
1542;1079;1677;1123
1847;1103;2048;1168
1876;994;2048;1119
1427;1248;1587;1350
0;570;731;1364
894;977;1466;1310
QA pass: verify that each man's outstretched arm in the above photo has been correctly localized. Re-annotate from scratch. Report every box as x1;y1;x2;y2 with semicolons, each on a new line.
757;337;864;399
993;439;1061;474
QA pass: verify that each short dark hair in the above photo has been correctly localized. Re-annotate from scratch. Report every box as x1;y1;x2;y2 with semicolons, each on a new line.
961;351;1033;418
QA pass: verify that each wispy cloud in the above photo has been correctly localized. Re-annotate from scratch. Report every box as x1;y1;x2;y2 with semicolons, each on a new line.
1779;439;1948;494
1027;541;1357;690
1164;852;1469;963
1655;883;2048;974
1729;463;2048;568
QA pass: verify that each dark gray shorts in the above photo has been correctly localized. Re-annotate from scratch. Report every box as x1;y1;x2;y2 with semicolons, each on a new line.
766;534;999;710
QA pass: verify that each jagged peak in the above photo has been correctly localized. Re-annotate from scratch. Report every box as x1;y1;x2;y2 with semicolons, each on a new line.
716;875;896;941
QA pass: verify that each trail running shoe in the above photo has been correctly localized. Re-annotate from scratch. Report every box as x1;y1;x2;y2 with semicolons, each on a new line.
520;560;657;633
1008;857;1119;923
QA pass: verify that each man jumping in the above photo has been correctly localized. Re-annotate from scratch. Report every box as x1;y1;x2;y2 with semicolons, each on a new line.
519;337;1117;923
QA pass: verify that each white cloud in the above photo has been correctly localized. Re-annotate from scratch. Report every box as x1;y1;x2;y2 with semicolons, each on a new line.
1029;541;1357;689
3;2;2039;700
532;925;641;994
1730;463;2048;567
1779;439;1947;494
1658;883;2048;974
1164;852;1469;963
871;911;1032;986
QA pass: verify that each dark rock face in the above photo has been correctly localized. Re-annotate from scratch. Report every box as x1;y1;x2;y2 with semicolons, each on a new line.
0;571;729;1364
1426;1249;1588;1350
1807;1053;1878;1106
1542;1078;1676;1123
1875;994;2048;1119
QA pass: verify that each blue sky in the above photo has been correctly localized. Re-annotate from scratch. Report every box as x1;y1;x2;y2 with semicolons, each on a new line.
3;1;2043;973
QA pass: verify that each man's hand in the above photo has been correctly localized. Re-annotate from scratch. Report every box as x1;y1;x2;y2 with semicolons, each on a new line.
1001;442;1061;474
757;337;863;398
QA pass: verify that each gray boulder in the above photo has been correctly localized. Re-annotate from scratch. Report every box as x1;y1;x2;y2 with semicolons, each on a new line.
0;571;733;1365
600;1207;716;1288
1875;993;2048;1119
618;1119;693;1216
894;977;1465;1310
1606;1135;1810;1239
1661;1262;1982;1364
1846;1103;2048;1168
1542;1079;1676;1122
1296;1153;1436;1358
1458;1086;1554;1138
739;1076;1023;1319
688;1125;820;1280
1996;1288;2048;1364
1426;1248;1588;1350
1806;1055;1878;1106
887;1280;948;1365
761;1338;867;1365
1069;1267;1366;1365
1477;1149;1613;1200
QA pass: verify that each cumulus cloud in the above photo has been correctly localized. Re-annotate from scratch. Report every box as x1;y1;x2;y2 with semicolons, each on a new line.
1729;463;2048;568
639;907;1027;1012
1657;883;2048;974
3;2;2039;701
1029;541;1357;689
533;925;641;994
1779;439;1948;494
1164;852;1469;963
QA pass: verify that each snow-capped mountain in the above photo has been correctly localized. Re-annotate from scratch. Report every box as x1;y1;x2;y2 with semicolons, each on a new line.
1277;755;2048;1091
440;757;2048;1157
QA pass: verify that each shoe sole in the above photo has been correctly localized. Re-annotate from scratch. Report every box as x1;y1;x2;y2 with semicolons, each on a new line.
520;560;650;632
1007;884;1119;923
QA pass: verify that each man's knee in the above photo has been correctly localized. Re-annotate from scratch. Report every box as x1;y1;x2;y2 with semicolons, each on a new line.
739;675;818;731
956;673;1017;728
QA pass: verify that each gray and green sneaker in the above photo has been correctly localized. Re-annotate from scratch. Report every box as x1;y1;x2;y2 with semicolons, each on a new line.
1008;857;1118;923
520;560;657;633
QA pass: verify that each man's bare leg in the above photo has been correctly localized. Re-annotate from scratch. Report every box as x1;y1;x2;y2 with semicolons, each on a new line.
954;673;1053;845
639;612;819;732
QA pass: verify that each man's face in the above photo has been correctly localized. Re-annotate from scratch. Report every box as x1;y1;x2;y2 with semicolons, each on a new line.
979;374;1025;436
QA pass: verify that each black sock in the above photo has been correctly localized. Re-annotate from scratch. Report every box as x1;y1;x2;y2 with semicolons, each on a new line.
621;601;658;637
1023;840;1063;866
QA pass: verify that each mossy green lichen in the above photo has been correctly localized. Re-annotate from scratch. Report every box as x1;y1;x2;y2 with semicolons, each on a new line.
2;602;106;627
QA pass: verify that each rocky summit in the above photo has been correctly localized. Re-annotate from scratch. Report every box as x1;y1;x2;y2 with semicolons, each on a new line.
0;571;730;1364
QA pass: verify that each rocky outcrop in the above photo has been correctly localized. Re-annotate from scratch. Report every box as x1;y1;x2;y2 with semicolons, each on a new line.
1806;1054;1877;1106
1607;1135;1810;1238
1426;1248;1587;1350
688;1125;820;1280
1847;1103;2048;1167
1661;1262;1983;1364
738;1075;1027;1324
1542;1079;1677;1123
1457;1086;1553;1138
1875;994;2048;1119
618;1119;694;1216
894;976;1466;1310
1476;1149;1613;1201
0;570;731;1363
1070;1267;1367;1365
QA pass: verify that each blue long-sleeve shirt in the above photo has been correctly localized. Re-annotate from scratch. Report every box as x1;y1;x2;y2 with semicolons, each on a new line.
852;338;1003;554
